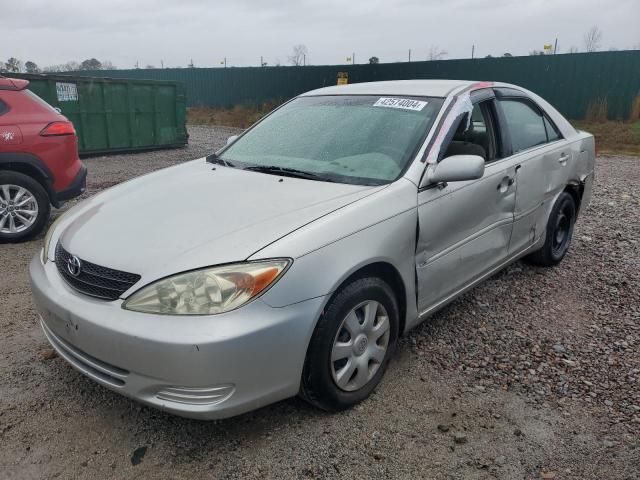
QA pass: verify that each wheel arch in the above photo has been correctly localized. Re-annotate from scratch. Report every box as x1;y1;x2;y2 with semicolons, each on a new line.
0;153;55;204
563;181;584;215
322;261;408;337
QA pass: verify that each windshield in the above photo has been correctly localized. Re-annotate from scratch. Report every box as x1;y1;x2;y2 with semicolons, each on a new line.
220;95;444;185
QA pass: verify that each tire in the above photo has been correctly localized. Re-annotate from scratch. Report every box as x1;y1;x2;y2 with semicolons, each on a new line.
525;191;576;267
0;171;51;243
300;276;400;412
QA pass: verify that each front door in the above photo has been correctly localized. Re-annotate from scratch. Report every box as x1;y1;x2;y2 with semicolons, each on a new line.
415;97;518;315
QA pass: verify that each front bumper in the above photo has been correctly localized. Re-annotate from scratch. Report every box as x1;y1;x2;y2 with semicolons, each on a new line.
29;254;324;419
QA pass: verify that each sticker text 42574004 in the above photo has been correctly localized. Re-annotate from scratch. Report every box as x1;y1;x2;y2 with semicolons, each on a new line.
373;97;428;112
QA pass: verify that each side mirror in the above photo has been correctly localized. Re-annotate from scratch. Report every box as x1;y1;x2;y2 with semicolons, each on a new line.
422;155;485;187
227;135;239;146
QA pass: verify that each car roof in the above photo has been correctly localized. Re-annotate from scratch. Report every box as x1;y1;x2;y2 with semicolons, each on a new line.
300;79;477;98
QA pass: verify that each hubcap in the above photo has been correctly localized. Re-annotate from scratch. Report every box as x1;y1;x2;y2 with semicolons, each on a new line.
0;184;39;235
330;300;391;392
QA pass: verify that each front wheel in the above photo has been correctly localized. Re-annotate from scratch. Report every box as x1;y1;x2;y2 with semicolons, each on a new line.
300;277;399;412
525;191;576;267
0;172;51;243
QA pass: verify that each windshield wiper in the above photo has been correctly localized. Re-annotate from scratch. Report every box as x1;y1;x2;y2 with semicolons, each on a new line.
243;165;332;182
206;153;234;168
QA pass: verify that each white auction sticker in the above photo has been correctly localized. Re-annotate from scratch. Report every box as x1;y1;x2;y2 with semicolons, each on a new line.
373;97;428;111
56;82;78;102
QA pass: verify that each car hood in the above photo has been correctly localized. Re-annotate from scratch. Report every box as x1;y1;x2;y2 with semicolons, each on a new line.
59;159;379;285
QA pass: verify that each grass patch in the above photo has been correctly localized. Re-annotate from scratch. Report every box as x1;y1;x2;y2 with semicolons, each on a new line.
572;120;640;156
188;102;280;129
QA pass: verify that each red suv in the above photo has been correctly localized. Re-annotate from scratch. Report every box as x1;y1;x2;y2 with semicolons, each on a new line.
0;76;86;242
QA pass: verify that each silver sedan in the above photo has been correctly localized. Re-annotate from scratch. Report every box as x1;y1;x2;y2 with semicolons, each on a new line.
30;80;595;419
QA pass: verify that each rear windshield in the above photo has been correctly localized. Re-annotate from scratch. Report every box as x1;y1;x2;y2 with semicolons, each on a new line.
24;90;60;114
220;95;444;186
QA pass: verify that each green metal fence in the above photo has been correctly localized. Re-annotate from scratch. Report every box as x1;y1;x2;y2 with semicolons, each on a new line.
72;50;640;120
14;73;187;155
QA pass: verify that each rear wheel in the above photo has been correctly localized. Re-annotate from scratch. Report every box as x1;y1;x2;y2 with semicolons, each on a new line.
0;172;50;243
300;277;399;411
525;191;576;266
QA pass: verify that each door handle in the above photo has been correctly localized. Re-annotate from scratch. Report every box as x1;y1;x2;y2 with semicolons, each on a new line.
558;154;570;164
497;176;514;191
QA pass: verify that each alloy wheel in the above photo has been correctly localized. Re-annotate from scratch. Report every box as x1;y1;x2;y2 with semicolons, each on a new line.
0;184;39;235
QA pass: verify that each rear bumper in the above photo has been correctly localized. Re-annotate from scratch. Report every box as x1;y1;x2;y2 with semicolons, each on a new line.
29;254;324;419
52;164;87;206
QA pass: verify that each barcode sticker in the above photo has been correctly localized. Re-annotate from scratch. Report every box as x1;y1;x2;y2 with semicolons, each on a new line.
373;97;428;111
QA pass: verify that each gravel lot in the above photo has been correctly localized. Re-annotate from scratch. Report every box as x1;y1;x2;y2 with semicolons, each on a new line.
1;125;639;479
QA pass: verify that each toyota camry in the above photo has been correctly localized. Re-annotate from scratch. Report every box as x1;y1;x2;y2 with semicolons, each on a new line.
30;80;595;419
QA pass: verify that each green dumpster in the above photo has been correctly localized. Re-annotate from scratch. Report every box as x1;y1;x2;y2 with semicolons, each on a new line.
12;73;188;155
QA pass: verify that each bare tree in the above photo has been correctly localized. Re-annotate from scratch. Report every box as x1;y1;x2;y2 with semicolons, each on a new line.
583;25;603;52
43;61;80;72
567;46;580;54
101;60;116;70
288;44;308;66
427;46;447;61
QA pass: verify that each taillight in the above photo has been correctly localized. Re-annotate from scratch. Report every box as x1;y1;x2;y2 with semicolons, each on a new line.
40;121;75;136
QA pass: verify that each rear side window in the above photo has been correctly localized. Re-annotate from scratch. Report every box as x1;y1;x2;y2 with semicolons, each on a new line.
0;99;8;116
24;90;60;114
500;99;547;153
544;116;562;142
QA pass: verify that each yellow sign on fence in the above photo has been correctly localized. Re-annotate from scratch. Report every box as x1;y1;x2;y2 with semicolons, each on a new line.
337;72;348;85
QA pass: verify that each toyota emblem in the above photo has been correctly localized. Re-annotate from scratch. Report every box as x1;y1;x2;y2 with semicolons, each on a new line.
67;255;82;277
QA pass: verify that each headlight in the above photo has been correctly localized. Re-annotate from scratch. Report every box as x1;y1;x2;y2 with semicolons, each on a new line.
122;260;291;315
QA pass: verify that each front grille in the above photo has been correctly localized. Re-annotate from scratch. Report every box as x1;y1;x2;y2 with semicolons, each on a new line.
55;243;141;301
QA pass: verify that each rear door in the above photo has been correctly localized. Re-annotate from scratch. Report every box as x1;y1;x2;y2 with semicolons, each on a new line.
0;96;24;150
494;89;572;254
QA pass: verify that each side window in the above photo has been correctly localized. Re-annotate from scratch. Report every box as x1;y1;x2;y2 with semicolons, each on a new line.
544;116;562;142
442;101;498;162
0;99;8;116
500;99;547;153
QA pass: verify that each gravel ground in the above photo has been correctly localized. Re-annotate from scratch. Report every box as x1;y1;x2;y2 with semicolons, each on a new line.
1;125;639;479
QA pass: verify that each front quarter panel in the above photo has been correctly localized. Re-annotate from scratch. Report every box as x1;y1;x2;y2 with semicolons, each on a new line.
253;178;419;329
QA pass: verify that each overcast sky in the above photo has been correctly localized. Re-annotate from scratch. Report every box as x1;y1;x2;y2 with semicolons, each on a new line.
2;0;638;69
